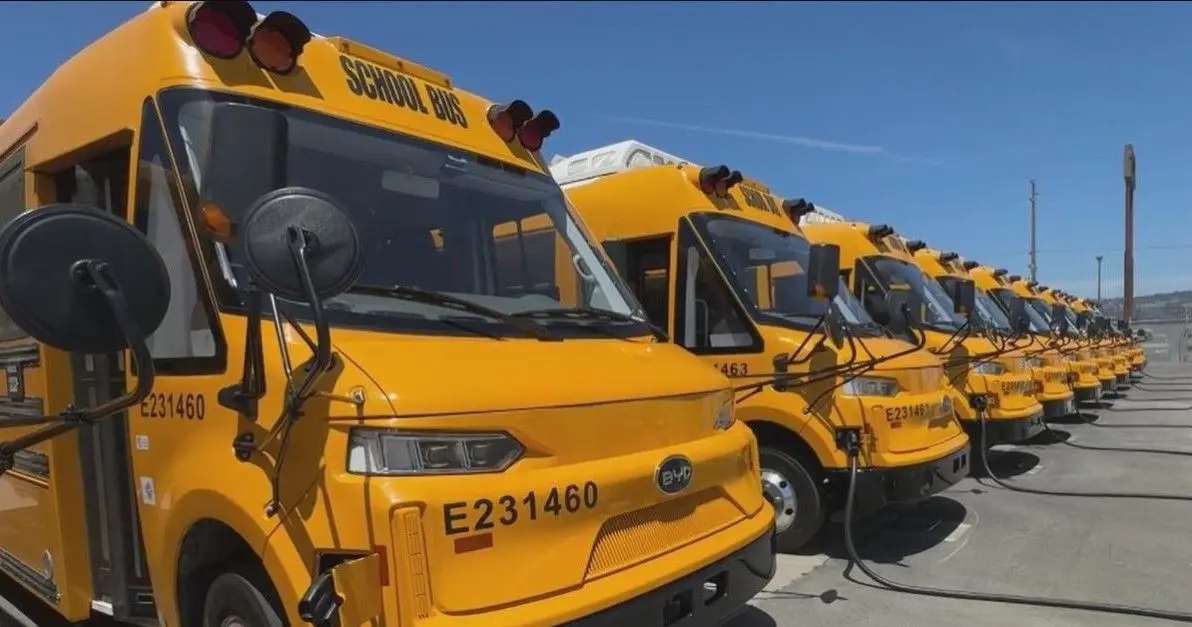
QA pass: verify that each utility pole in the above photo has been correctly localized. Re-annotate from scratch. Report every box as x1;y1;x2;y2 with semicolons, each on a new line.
1095;255;1103;304
1028;179;1038;283
1123;144;1136;322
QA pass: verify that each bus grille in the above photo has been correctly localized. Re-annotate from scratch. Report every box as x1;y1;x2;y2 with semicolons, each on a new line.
585;488;743;580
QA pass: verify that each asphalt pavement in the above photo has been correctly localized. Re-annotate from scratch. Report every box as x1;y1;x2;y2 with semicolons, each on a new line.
732;362;1192;627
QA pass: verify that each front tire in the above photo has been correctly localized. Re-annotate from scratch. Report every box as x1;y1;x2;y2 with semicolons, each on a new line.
202;571;286;627
759;446;824;553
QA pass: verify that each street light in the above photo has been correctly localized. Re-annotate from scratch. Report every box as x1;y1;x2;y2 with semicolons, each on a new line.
1095;255;1103;304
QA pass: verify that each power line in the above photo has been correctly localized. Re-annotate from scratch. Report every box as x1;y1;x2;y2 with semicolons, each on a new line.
1008;243;1192;255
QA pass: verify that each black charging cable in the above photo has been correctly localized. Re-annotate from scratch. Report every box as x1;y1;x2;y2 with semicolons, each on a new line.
972;397;1192;501
1038;421;1192;458
838;428;1192;622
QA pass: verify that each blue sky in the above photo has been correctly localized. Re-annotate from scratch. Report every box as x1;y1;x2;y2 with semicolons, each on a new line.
3;1;1188;298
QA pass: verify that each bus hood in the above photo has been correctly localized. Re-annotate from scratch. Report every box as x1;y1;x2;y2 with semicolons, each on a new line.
326;330;730;416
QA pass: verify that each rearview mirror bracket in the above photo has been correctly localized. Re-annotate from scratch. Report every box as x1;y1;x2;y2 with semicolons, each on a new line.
218;286;267;421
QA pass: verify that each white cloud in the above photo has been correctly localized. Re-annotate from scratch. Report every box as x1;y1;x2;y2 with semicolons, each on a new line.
598;115;943;166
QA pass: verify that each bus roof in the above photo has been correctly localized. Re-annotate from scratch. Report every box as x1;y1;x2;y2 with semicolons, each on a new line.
549;140;688;188
801;220;918;262
2;1;545;174
549;139;850;221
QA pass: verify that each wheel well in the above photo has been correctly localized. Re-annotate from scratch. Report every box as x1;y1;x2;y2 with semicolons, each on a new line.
748;420;823;475
176;519;283;627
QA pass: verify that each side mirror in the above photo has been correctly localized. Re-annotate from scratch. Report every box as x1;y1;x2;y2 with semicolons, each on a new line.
0;204;171;473
806;243;841;301
200;102;289;238
1049;304;1067;333
948;279;976;318
884;290;917;335
1008;298;1029;333
219;187;363;421
240;187;364;302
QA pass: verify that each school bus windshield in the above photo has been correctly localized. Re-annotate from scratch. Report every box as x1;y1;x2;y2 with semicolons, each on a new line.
161;88;646;338
865;256;965;331
693;214;879;335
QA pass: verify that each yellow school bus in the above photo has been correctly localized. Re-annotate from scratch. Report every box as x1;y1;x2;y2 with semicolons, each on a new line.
1064;295;1145;375
800;222;1044;450
908;246;1077;420
1003;275;1117;394
1012;278;1130;391
552;142;970;552
966;266;1104;405
0;4;776;626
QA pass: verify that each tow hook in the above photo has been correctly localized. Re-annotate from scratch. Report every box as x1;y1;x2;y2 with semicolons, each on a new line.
297;571;341;627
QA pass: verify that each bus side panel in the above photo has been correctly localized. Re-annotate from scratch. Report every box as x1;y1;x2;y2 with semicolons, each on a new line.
0;344;95;621
0;145;95;621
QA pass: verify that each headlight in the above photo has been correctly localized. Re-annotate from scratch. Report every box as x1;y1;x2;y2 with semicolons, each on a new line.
714;394;735;430
842;376;900;397
348;429;523;475
973;362;1007;375
1025;357;1046;368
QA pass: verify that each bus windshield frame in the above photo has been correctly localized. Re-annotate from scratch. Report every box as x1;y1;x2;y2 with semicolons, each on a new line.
691;213;885;337
156;87;651;340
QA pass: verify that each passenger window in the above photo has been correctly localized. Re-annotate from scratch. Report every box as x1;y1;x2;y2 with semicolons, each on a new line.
131;101;224;373
610;236;671;330
0;149;25;341
674;221;756;352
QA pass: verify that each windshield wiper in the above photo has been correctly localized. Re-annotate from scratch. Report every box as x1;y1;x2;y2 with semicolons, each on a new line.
349;285;553;340
510;307;667;340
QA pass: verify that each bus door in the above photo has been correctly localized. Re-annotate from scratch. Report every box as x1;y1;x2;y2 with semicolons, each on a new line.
600;235;672;331
52;142;156;621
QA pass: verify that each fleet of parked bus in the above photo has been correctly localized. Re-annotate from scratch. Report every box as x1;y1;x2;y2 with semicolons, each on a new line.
0;3;1148;626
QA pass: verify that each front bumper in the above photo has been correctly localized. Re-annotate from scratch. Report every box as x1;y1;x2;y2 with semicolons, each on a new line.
568;526;776;627
823;445;971;516
1042;397;1076;419
965;411;1045;447
1074;383;1103;404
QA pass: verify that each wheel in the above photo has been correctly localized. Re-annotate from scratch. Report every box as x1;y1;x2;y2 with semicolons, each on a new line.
202;571;286;627
759;445;824;553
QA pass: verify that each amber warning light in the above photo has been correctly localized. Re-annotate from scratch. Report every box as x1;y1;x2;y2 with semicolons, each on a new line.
487;101;560;152
187;1;312;75
695;165;742;199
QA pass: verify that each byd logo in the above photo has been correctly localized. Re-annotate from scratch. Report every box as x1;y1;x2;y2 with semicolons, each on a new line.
655;456;694;495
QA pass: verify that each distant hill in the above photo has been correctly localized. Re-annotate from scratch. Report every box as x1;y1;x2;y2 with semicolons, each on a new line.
1097;290;1192;320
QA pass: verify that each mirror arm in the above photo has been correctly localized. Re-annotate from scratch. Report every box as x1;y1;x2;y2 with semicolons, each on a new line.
285;227;334;408
258;229;337;519
219;287;267;421
0;261;155;474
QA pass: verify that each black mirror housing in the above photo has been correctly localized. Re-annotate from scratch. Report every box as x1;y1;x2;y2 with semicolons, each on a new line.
1008;298;1029;333
0;204;172;475
806;243;841;301
948;279;976;318
884;290;917;335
